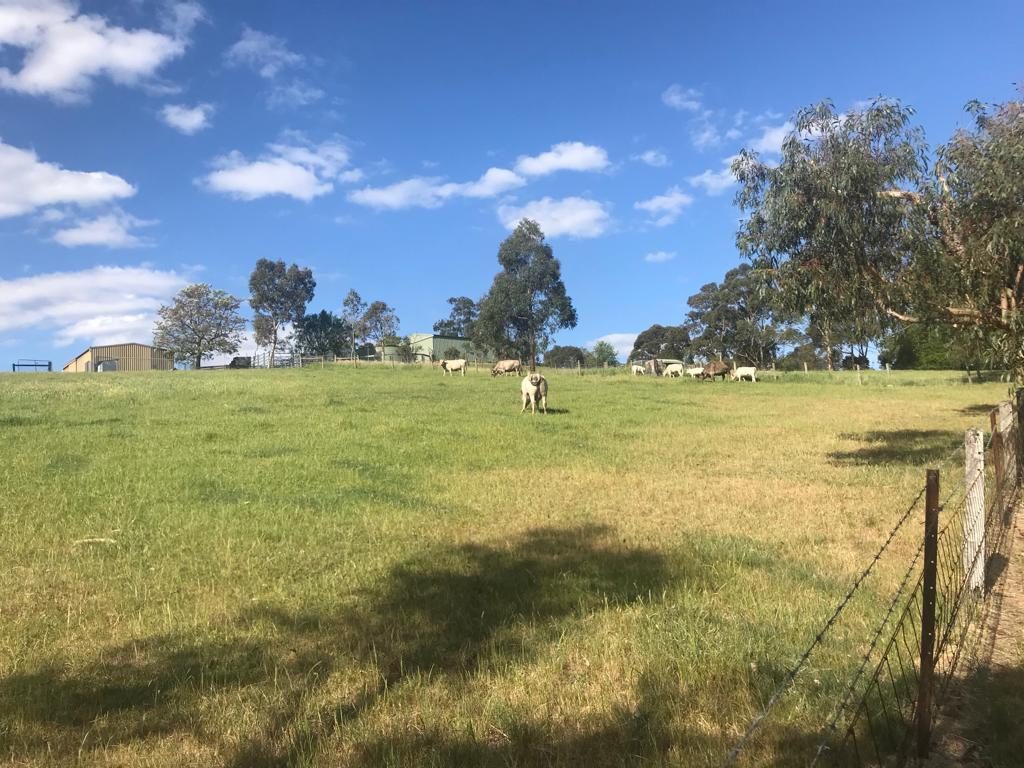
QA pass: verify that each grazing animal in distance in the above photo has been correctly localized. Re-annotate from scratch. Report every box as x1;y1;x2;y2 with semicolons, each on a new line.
440;358;467;376
491;359;522;377
685;366;704;378
631;364;645;376
663;363;684;378
731;366;758;382
520;373;548;414
700;361;730;381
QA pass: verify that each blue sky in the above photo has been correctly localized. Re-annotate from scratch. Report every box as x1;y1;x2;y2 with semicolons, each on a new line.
1;0;1021;367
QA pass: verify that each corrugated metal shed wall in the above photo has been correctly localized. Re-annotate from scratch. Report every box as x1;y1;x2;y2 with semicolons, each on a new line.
63;344;173;372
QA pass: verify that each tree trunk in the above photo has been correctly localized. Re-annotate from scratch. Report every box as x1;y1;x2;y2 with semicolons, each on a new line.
823;324;834;372
194;354;201;370
269;326;278;368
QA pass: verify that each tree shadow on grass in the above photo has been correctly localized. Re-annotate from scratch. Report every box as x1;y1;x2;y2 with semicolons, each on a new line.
829;430;962;467
230;524;680;766
0;526;675;765
0;526;840;767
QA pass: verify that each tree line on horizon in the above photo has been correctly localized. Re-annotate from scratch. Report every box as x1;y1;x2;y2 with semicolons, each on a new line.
155;90;1022;376
151;219;580;369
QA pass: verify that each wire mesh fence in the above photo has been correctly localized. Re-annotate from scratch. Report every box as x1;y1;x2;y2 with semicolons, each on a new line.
724;392;1021;767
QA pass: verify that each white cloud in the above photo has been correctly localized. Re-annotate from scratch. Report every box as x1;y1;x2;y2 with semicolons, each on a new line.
160;103;213;134
587;333;637;361
688;155;739;196
458;167;526;198
35;208;67;223
201;138;355;201
691;122;721;151
267;80;324;108
0;265;186;349
634;186;694;227
633;149;669;167
514;141;609;176
348;166;525;210
337;168;364;184
347;177;450;210
224;27;323;109
52;208;156;248
661;84;702;111
750;122;794;155
0;138;135;218
497;196;609;238
224;27;303;78
0;0;201;102
644;250;675;263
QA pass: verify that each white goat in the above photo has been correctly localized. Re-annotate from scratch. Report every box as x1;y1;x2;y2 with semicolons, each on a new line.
731;366;758;382
440;358;467;376
663;363;684;378
686;366;704;378
631;364;646;376
520;373;548;414
491;359;522;376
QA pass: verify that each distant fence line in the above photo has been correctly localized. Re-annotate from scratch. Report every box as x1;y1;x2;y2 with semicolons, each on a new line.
724;392;1021;767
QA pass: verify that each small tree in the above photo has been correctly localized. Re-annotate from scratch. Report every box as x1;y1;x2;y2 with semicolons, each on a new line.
341;289;368;361
474;219;577;369
588;340;620;367
684;264;784;367
545;345;587;368
362;301;399;360
396;336;417;363
249;259;316;367
153;283;247;369
295;310;351;357
433;297;479;337
629;325;691;362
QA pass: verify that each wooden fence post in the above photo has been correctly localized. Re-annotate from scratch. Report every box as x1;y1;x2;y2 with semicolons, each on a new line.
1016;389;1024;483
917;468;940;759
964;429;985;592
856;364;862;386
803;362;808;375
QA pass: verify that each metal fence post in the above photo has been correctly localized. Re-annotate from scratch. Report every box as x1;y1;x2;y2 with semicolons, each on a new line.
964;429;985;592
917;468;940;758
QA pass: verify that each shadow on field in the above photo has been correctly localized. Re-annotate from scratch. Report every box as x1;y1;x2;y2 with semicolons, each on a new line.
958;403;996;417
948;662;1024;767
829;429;962;466
0;526;833;767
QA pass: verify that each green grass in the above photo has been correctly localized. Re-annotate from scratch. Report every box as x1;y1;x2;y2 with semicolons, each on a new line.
0;365;1007;767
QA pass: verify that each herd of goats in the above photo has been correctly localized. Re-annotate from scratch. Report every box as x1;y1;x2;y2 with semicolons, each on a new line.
434;356;757;415
631;359;759;381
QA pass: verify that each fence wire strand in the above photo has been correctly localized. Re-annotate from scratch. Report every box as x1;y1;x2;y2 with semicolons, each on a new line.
721;486;927;767
724;397;1020;767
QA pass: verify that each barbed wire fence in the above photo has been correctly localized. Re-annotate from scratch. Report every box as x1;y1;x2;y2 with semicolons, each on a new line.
723;392;1021;767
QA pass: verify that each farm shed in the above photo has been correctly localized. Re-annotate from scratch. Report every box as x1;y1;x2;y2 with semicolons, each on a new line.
378;333;484;363
63;343;174;373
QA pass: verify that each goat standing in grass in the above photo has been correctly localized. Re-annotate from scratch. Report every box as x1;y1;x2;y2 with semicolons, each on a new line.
731;366;758;382
440;359;467;376
520;373;548;414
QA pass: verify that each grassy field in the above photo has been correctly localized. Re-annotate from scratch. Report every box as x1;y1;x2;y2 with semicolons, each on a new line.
0;365;1008;767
